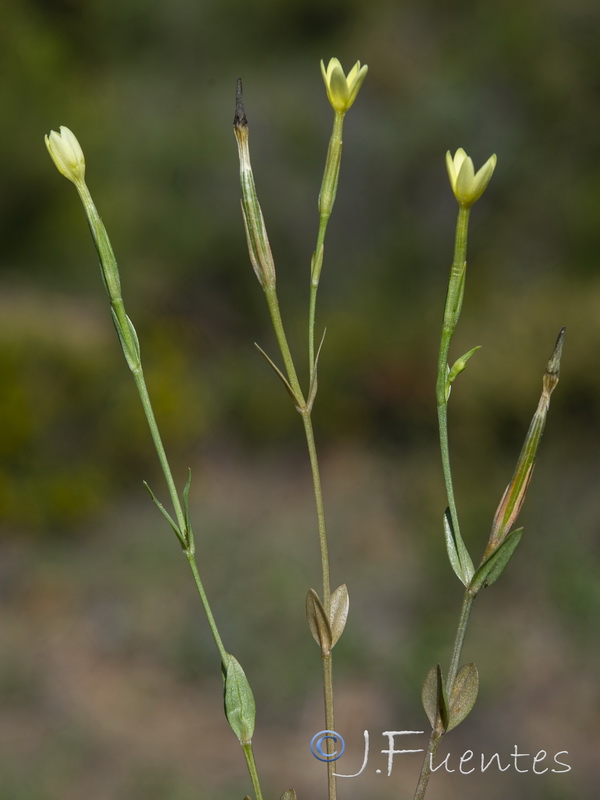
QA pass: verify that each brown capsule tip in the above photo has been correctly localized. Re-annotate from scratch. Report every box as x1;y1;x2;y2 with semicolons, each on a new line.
234;78;248;128
546;326;566;378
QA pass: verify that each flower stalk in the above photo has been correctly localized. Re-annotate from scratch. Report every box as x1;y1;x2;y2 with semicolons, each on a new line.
46;125;264;800
309;59;367;378
414;149;563;800
233;62;366;800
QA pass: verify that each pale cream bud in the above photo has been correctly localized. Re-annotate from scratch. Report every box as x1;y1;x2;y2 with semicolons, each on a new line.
45;126;86;185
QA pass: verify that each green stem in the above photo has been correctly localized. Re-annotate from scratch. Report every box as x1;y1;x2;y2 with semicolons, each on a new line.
302;390;334;800
435;207;470;556
264;285;306;406
76;180;188;540
302;411;331;607
186;549;229;666
413;729;443;800
242;743;265;800
414;207;475;800
264;284;336;800
412;591;474;800
309;111;345;379
74;177;264;799
436;401;460;548
322;653;336;799
447;591;474;690
130;336;230;672
264;286;331;606
131;368;187;534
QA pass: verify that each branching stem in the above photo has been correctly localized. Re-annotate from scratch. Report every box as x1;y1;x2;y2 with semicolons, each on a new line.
414;206;474;800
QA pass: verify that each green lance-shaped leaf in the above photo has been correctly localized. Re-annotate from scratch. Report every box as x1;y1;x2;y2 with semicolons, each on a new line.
483;328;565;560
421;665;438;729
143;481;186;548
77;184;124;306
306;588;332;655
443;508;474;587
181;468;194;551
280;791;298;800
223;654;256;745
448;346;481;383
254;343;302;409
111;308;141;372
329;583;349;647
470;528;523;595
422;664;449;733
306;328;327;413
446;663;479;731
446;345;481;400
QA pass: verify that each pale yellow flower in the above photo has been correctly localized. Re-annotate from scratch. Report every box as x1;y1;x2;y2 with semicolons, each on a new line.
446;148;496;208
320;58;368;113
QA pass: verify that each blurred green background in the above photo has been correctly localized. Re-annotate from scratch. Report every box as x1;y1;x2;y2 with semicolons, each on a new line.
1;0;599;798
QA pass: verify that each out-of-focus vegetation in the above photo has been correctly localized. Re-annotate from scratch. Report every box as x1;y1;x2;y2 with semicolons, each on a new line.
2;0;600;533
1;1;599;799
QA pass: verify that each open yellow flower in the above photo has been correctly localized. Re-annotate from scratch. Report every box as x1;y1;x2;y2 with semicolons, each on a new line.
446;148;496;208
321;58;368;114
45;126;86;185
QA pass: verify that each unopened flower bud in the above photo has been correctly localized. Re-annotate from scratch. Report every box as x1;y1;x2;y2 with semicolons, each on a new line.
233;79;276;290
446;148;496;208
321;58;368;114
45;126;86;185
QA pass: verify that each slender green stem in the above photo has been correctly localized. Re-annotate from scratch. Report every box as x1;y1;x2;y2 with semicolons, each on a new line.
302;411;331;607
309;111;344;379
308;254;321;381
131;368;187;534
413;729;443;800
435;207;470;556
308;215;327;380
257;106;347;800
436;401;460;547
264;285;306;406
414;207;475;800
76;181;188;540
120;294;265;800
301;407;336;800
264;286;331;607
322;653;336;799
242;743;265;800
130;335;230;672
264;281;336;800
302;388;334;800
186;549;229;666
306;113;346;800
74;177;265;800
447;591;474;690
412;591;474;800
